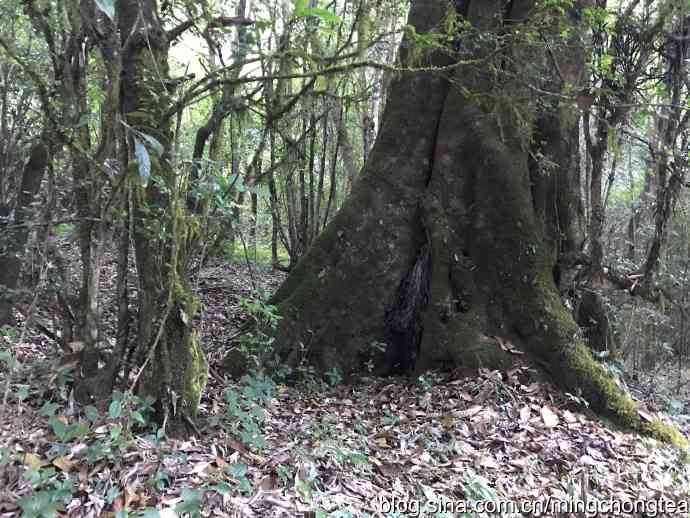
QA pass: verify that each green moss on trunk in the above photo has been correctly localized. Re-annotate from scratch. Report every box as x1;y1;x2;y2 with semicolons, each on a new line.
270;0;452;373
183;332;208;417
268;0;687;449
119;0;207;429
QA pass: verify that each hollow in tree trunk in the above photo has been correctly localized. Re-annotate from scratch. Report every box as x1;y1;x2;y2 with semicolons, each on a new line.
270;0;685;446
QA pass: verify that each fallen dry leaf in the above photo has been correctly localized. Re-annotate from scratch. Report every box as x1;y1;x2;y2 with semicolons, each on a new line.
541;406;559;428
22;452;43;470
52;455;74;472
563;410;577;424
377;462;404;477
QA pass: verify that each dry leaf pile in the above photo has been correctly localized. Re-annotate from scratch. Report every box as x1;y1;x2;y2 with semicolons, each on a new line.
1;363;689;517
1;258;689;517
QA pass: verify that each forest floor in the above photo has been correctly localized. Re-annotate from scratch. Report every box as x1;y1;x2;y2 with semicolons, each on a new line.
1;249;690;517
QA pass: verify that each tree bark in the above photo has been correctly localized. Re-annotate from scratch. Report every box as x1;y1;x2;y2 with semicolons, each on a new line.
641;15;690;285
269;0;685;445
272;0;449;370
119;0;207;429
0;138;49;326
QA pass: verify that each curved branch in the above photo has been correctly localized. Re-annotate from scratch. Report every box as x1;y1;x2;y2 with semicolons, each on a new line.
167;15;254;43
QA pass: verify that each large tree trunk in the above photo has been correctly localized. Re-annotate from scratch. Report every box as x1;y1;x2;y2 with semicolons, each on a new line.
270;0;684;445
118;0;207;428
272;0;448;369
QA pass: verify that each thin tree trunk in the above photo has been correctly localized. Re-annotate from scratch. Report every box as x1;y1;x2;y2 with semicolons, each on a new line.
119;0;207;429
299;111;309;253
358;68;375;164
641;20;689;283
313;103;328;240
0;138;50;326
335;102;358;192
308;112;316;246
322;121;340;230
268;129;288;270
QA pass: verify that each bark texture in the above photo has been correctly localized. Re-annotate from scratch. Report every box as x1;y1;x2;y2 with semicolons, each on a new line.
270;0;685;446
272;0;449;372
0;138;49;326
118;0;207;427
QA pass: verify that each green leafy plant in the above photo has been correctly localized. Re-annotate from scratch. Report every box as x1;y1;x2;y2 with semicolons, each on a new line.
294;462;319;504
50;223;76;238
18;473;73;518
461;469;498;502
319;444;370;470
382;408;400;427
224;373;275;451
235;295;282;373
275;464;292;486
144;470;170;492
48;416;89;443
174;487;204;517
324;367;343;387
74;394;155;465
0;447;12;466
363;340;387;374
226;463;252;494
109;391;155;431
0;325;18;341
0;327;18;379
417;373;435;392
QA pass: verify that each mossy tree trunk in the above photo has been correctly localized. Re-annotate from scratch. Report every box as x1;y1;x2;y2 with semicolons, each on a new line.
118;0;207;428
271;0;684;445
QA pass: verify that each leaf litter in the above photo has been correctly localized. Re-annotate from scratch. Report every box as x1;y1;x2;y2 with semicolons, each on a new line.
0;259;689;517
